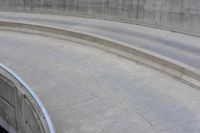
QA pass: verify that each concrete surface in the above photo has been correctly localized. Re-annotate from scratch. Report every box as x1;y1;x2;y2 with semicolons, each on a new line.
0;11;199;70
1;30;200;133
0;0;200;36
0;64;54;133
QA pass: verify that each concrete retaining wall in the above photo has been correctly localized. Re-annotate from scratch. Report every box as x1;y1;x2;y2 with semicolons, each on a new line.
0;0;200;36
0;64;55;133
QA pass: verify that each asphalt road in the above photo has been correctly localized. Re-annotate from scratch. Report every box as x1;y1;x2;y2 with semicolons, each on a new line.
0;30;200;133
0;12;200;69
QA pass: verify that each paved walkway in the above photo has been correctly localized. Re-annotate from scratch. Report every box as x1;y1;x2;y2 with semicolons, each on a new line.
0;11;200;69
0;30;200;133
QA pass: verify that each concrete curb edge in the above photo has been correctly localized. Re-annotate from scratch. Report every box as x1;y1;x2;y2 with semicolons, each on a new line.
0;20;199;89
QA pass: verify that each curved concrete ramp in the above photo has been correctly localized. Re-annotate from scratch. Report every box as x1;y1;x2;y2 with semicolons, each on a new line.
1;30;200;133
0;12;200;70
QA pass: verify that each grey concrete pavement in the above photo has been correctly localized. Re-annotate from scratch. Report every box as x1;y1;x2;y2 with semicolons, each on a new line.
1;30;200;133
0;12;200;69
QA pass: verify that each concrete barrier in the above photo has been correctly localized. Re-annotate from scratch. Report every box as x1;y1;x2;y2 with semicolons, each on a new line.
0;0;200;37
0;21;199;89
0;63;55;133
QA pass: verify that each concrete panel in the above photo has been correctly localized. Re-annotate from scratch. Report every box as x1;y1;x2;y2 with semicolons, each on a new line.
0;97;16;129
25;99;42;133
0;76;15;107
15;86;26;133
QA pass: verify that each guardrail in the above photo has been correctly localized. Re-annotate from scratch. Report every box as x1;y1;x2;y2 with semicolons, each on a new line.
0;63;55;133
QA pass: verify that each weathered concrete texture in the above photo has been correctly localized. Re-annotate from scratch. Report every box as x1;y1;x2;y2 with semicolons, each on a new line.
0;0;200;36
0;11;200;70
0;64;52;132
1;30;200;133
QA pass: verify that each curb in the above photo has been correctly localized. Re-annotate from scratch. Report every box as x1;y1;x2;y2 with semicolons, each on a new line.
0;20;199;88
